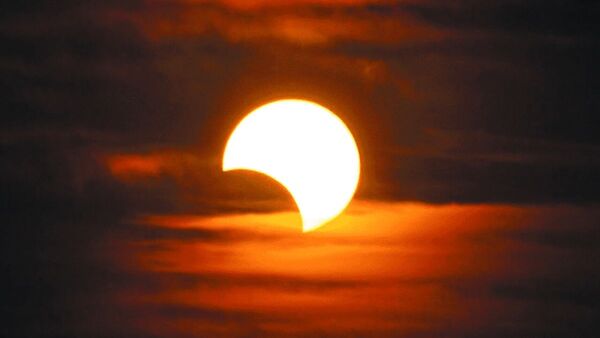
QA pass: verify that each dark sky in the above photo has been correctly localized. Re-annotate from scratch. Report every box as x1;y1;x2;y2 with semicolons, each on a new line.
2;1;599;337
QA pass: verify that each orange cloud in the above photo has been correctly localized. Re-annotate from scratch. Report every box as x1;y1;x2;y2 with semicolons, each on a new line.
125;1;449;45
103;201;599;336
129;201;569;278
105;150;199;181
106;154;165;180
156;0;399;11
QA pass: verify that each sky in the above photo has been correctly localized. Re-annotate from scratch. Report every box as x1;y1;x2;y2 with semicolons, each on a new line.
1;0;599;337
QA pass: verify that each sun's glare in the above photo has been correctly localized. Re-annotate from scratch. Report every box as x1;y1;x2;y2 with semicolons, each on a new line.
223;99;360;232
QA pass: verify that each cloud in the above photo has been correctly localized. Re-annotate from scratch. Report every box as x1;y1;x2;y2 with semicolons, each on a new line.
2;0;598;206
78;203;598;337
107;153;166;179
132;1;449;45
131;270;372;292
404;1;600;39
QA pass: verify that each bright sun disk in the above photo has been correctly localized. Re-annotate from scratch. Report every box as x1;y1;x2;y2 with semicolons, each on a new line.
222;99;360;232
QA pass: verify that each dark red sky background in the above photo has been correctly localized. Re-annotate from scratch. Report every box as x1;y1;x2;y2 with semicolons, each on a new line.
1;1;599;337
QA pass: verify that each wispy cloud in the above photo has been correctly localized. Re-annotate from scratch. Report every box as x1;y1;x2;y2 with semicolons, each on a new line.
80;202;599;337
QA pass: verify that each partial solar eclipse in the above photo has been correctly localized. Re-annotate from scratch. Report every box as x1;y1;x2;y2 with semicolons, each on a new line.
223;99;360;232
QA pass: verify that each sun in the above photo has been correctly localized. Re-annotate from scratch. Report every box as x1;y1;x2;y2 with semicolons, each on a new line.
222;99;360;232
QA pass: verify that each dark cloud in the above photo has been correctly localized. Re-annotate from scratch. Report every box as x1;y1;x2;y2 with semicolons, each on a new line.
376;154;600;203
2;0;599;204
120;223;283;243
491;277;600;308
404;1;600;38
118;270;372;293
